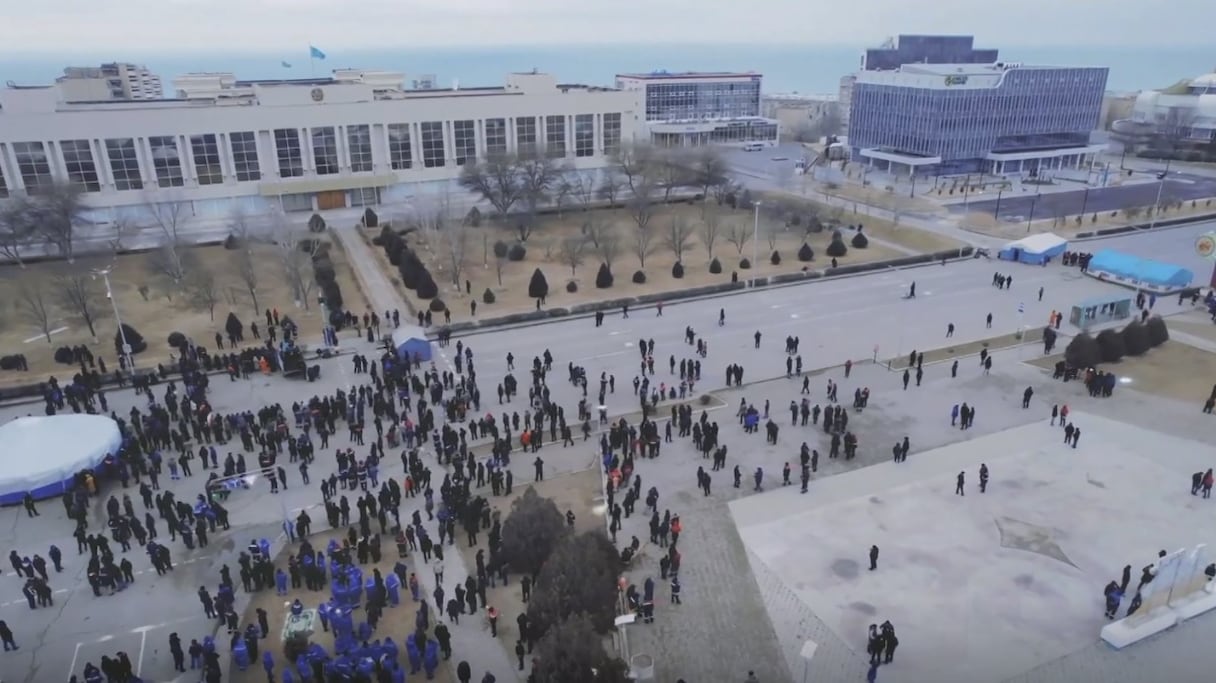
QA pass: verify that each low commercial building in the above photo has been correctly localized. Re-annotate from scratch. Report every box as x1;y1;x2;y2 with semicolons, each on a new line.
615;71;779;148
0;70;640;222
847;62;1109;176
761;94;839;141
56;62;164;102
1111;72;1216;157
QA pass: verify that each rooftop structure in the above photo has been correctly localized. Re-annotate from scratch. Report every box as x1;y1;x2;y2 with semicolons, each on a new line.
55;62;163;101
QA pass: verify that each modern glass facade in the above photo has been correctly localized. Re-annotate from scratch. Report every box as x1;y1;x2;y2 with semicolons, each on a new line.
849;66;1108;175
863;35;998;72
641;80;761;122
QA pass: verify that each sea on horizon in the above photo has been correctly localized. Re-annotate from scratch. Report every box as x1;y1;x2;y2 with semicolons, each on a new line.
3;43;1212;95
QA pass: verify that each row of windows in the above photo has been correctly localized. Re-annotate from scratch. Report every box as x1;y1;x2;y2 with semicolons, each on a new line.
644;82;761;121
3;114;625;192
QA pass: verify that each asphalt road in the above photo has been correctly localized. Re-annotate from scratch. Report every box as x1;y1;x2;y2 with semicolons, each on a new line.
958;173;1216;222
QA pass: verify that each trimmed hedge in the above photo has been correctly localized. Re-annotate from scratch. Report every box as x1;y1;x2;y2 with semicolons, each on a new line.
851;232;869;248
508;243;527;262
428;298;446;312
115;324;148;356
493;240;509;259
826;234;848;258
1122;320;1150;356
483;288;497;304
1145;316;1169;346
632;270;647;284
1065;333;1100;368
167;332;187;348
528;268;550;299
708;257;722;274
416;274;439;299
672;261;685;279
770;250;781;265
1095;328;1125;363
797;243;814;262
595;262;614;289
566;281;578;293
739;258;751;270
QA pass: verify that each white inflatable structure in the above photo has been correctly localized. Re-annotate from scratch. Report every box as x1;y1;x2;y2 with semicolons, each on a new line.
0;415;122;505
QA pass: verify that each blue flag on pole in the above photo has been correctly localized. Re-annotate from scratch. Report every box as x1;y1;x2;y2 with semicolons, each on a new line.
281;61;292;68
309;46;326;60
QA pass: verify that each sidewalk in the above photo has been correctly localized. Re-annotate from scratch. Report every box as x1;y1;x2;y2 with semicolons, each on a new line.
331;224;412;318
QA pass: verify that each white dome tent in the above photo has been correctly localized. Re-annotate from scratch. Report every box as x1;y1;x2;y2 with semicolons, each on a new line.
0;415;122;505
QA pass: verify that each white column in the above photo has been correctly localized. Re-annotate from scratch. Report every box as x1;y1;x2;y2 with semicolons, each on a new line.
301;128;316;176
92;138;114;188
216;133;235;184
181;135;199;186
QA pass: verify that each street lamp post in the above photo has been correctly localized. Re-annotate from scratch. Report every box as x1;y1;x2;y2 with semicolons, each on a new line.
1080;187;1090;221
93;267;134;372
1149;160;1171;230
1026;192;1039;234
751;201;760;285
993;187;1004;218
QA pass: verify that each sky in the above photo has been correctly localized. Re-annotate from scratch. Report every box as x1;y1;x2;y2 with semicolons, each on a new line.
1;0;1213;54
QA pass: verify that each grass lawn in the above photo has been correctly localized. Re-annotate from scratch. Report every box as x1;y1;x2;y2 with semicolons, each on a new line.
1028;340;1216;404
0;239;365;389
372;202;909;323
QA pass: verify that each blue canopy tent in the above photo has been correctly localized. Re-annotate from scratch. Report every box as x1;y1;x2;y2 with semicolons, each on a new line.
1087;249;1194;292
998;232;1068;265
391;325;433;362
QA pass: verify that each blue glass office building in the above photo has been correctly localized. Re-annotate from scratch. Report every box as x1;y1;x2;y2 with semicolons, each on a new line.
848;63;1109;176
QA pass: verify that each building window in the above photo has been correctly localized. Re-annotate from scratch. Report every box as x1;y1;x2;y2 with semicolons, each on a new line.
574;114;595;158
485;118;507;155
149;136;185;188
0;163;8;198
190;134;224;186
274;128;304;178
349;187;380;207
453;120;476;166
421;121;445;168
516;117;537;154
12;142;54;192
603;113;622;156
347;124;373;173
105;138;143;190
545;115;566;158
312;126;339;175
280;193;313;213
229;131;261;181
59;140;101;192
387;124;413;170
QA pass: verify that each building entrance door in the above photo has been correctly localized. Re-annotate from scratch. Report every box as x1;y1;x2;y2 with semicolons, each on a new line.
317;190;347;210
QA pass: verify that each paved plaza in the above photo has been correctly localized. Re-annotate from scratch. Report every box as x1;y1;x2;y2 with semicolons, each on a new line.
733;414;1216;683
1;220;1215;682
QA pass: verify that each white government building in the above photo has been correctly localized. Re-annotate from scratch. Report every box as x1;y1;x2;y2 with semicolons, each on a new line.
0;69;641;222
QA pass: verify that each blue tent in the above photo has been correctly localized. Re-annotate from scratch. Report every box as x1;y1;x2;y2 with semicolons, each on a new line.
391;325;433;362
998;232;1068;265
1088;249;1194;290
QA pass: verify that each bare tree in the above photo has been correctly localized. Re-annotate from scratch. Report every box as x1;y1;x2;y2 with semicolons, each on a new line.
517;149;560;230
700;208;723;258
236;246;261;315
765;222;782;251
596;173;624;206
655;148;693;202
458;151;522;217
443;225;470;286
55;272;103;340
632;221;656;269
9;182;84;262
558;235;588;277
186;267;222;321
0;199;35;267
612;143;659;195
270;214;316;310
495;253;508;286
595;227;622;268
583;215;609;249
570;171;598;211
145;193;196;288
626;179;657;233
711;178;739;207
15;282;55;344
662;215;696;262
691;147;730;203
726;221;753;255
553;167;575;217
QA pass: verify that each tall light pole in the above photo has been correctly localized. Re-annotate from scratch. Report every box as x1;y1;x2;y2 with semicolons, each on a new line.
93;267;134;371
752;200;761;286
1149;160;1171;230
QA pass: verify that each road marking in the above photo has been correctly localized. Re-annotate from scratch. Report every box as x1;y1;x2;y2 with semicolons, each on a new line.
70;642;82;679
790;314;800;319
571;351;627;363
136;629;147;677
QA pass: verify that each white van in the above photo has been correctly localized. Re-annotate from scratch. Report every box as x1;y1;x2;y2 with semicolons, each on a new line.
742;142;764;152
